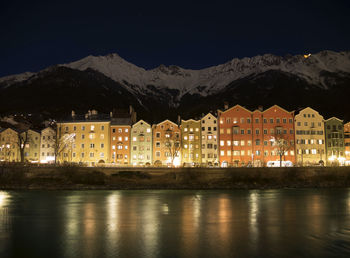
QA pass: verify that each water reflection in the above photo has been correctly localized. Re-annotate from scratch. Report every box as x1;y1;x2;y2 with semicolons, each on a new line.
0;189;350;257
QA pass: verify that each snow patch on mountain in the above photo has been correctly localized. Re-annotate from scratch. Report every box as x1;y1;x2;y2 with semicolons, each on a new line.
1;50;350;98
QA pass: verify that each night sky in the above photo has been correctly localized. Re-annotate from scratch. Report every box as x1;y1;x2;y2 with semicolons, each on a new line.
1;0;349;77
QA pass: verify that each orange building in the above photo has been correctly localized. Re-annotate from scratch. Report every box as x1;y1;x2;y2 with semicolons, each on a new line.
344;122;350;165
260;105;295;166
110;119;131;165
218;104;295;167
218;105;254;167
152;120;181;166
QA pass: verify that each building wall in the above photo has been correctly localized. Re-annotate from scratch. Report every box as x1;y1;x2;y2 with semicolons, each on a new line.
0;128;20;162
58;121;110;166
152;120;181;166
181;119;201;165
294;107;326;165
23;130;41;162
218;105;254;167
200;113;218;165
218;105;295;167
261;105;296;166
130;120;152;166
345;122;350;164
325;118;345;165
110;125;131;165
40;127;56;163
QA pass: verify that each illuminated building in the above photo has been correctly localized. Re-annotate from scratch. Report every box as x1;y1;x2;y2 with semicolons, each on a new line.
130;120;152;166
344;122;350;165
57;110;111;166
40;127;56;164
152;120;181;166
21;129;41;163
324;117;345;166
200;113;219;166
181;119;201;166
218;104;295;167
294;107;326;166
0;128;20;162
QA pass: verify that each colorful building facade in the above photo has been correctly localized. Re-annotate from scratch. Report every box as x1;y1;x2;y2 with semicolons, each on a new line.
152;120;181;166
325;117;345;165
57;111;111;166
200;113;219;166
218;105;295;167
294;107;326;166
344;122;350;165
130;120;152;166
0;128;19;162
40;127;56;164
22;129;41;163
110;120;131;165
181;119;201;166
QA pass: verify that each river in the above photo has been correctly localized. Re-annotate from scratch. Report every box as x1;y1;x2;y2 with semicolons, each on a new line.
1;189;350;257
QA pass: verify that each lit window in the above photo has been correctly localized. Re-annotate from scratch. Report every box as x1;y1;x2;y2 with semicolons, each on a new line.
91;125;95;131
220;140;224;146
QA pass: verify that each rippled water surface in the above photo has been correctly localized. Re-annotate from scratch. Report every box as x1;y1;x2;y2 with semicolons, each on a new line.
1;189;350;257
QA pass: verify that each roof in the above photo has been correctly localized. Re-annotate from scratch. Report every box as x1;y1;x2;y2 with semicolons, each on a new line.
111;117;132;126
262;105;294;114
218;104;252;114
59;114;111;123
132;119;151;127
325;117;343;123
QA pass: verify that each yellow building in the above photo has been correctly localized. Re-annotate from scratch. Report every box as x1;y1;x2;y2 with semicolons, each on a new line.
0;128;20;162
57;110;110;166
181;119;201;166
294;107;326;166
22;129;41;163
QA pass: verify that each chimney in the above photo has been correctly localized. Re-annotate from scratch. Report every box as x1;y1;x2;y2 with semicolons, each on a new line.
110;111;113;118
224;102;229;110
177;115;181;125
71;110;75;118
258;105;263;112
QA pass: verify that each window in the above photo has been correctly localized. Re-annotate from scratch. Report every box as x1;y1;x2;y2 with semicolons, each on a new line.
89;152;94;157
270;118;274;124
263;118;267;124
255;118;259;123
81;144;85;148
255;129;259;135
220;140;224;146
73;126;76;131
241;129;245;134
255;139;260;145
227;140;231;146
82;134;85;139
101;143;104;148
100;134;104;139
247;118;251;124
240;140;245;146
220;150;225;156
233;141;239;146
90;143;95;148
156;142;160;147
91;125;95;131
283;118;287;124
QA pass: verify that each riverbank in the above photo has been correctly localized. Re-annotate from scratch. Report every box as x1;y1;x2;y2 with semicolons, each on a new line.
1;165;350;190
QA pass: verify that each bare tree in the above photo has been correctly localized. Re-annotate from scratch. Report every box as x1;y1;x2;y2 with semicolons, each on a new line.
164;129;181;167
17;130;32;163
53;132;75;164
270;131;291;167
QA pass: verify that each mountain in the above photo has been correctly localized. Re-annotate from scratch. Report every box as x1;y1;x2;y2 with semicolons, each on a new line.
1;50;350;122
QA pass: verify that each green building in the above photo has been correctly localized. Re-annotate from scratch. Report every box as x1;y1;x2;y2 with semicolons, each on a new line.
324;117;345;165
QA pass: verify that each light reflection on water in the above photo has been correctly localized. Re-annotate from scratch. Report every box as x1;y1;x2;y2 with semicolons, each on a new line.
0;189;350;257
